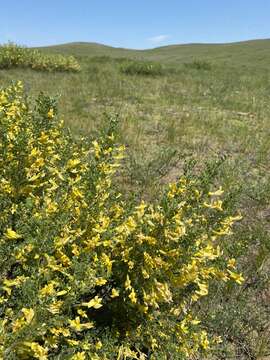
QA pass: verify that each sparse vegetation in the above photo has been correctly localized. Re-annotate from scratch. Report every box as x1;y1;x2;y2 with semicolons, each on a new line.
120;60;164;76
184;60;212;70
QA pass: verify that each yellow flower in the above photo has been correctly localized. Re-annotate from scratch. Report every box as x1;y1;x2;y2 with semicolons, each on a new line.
141;268;150;279
72;352;86;360
56;289;68;297
71;244;80;256
82;296;103;309
111;288;120;298
5;228;22;240
92;140;101;158
135;201;147;218
125;275;132;291
128;289;137;304
195;282;208;297
66;158;81;169
66;339;79;346
204;200;223;211
3;276;27;295
69;317;94;332
117;345;138;359
38;132;49;144
23;342;48;360
128;261;134;269
21;308;35;324
45;199;58;214
95;340;103;350
101;253;114;274
228;258;236;268
12;317;25;332
228;270;244;284
191;318;201;325
200;331;210;350
209;187;224;196
77;309;88;318
48;300;64;314
39;282;56;297
47;108;54;119
151;337;158;350
12;308;35;332
95;278;107;286
50;327;70;337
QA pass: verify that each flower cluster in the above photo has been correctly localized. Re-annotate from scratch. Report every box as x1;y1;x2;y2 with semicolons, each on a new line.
0;43;80;72
0;82;243;359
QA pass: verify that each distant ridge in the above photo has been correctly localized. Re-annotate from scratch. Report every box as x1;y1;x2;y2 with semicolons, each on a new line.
40;38;270;50
38;38;270;66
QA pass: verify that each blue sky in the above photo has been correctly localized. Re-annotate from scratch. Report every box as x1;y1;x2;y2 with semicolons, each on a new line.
1;0;270;49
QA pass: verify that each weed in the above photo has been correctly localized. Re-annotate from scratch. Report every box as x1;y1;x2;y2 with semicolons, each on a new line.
184;59;212;70
120;59;164;76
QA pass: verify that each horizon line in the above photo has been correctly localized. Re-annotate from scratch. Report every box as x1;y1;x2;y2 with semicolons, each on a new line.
29;36;270;51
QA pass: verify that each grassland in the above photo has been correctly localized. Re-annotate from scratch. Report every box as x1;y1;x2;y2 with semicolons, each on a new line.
0;39;270;359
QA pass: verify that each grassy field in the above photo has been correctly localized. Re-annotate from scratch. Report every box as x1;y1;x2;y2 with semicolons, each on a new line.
1;39;270;359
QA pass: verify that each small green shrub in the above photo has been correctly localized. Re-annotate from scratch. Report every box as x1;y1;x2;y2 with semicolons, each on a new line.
120;60;164;76
184;60;212;71
0;43;80;72
0;82;243;359
89;56;112;63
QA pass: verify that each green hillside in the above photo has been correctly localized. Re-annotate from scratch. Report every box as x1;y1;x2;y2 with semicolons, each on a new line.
38;41;136;57
40;38;270;67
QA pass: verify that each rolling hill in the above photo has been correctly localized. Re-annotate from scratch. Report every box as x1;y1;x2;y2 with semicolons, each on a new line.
39;38;270;67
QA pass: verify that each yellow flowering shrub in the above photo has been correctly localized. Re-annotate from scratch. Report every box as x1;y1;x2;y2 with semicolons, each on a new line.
0;43;80;72
0;82;243;359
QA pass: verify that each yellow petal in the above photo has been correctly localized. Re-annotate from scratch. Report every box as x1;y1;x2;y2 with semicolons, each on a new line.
5;228;22;240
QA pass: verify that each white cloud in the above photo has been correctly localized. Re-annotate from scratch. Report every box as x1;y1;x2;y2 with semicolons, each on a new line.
148;34;170;44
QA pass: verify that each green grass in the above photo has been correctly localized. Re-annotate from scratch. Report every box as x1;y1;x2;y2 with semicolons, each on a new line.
1;39;270;359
